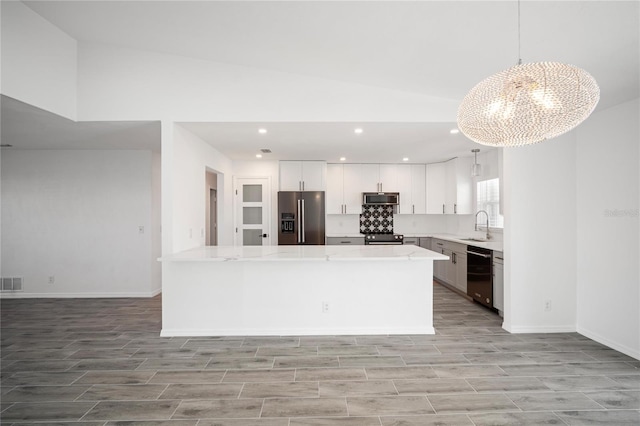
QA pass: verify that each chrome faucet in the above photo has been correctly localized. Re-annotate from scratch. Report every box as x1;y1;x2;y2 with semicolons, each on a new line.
475;210;491;240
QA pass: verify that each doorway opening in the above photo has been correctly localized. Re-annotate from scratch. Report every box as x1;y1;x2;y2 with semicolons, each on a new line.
205;170;218;246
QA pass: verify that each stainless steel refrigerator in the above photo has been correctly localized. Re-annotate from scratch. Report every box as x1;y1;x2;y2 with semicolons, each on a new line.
278;191;326;245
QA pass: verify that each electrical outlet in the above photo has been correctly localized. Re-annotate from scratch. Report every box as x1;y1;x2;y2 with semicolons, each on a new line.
544;299;552;312
48;276;55;284
322;301;330;313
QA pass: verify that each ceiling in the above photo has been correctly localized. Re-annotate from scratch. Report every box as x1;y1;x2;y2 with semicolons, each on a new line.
4;0;638;162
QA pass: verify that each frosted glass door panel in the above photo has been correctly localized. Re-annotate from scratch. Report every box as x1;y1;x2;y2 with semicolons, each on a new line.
243;207;262;224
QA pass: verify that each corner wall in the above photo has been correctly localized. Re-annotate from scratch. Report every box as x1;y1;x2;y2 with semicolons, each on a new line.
0;1;77;119
503;133;578;333
167;124;234;253
576;98;640;359
1;150;159;297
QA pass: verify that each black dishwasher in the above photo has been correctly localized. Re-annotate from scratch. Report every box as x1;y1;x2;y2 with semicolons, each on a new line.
466;246;493;308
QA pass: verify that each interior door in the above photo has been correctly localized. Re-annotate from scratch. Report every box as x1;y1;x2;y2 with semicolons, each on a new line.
235;177;271;246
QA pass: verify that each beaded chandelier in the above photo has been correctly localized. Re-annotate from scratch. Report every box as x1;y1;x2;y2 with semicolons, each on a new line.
457;62;599;147
457;3;600;147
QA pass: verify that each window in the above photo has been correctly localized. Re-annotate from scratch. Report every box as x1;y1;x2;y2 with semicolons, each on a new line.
476;178;503;228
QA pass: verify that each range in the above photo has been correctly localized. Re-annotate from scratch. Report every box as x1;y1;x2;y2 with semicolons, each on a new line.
359;203;404;245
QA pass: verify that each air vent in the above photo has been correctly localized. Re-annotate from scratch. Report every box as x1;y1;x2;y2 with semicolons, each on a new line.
1;277;23;292
260;148;272;153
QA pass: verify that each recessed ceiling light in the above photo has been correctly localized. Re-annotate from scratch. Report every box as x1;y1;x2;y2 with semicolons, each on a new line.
340;157;346;161
258;128;267;134
402;157;409;162
450;128;460;134
354;128;363;134
255;154;262;158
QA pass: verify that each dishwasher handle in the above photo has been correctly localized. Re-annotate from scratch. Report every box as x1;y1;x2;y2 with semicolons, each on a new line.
466;250;491;258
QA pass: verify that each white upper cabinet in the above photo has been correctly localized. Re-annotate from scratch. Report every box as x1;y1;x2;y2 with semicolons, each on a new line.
426;162;447;214
427;158;472;214
343;164;377;213
326;163;345;214
327;163;427;215
396;164;426;214
447;157;473;214
410;164;426;214
378;164;398;192
279;161;326;191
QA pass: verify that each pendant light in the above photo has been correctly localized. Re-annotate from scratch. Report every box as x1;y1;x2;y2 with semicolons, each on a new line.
457;0;600;147
471;149;482;177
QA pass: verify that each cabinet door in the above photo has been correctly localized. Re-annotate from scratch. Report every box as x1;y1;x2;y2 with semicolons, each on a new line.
493;257;504;313
326;164;344;214
419;237;432;250
301;161;326;191
344;164;378;214
279;161;302;191
443;248;455;285
426;163;446;214
455;251;467;294
411;164;426;214
454;157;473;214
445;159;457;214
434;249;446;281
395;164;413;214
378;164;398;192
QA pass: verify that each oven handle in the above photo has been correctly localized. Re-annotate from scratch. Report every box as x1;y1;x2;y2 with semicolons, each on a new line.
366;241;403;245
466;250;491;258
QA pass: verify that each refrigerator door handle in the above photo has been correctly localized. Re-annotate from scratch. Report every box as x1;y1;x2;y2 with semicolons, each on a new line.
297;199;302;243
301;199;306;243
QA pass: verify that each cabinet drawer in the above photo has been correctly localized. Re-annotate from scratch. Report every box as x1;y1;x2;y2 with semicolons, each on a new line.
433;238;465;253
326;237;364;245
403;237;419;246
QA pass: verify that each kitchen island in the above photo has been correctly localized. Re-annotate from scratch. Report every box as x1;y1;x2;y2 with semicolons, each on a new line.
159;245;448;337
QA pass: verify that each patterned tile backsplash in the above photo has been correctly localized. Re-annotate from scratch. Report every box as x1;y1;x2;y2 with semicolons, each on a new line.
359;205;394;234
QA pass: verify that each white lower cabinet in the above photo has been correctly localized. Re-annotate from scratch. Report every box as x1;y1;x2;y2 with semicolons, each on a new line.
493;251;504;316
431;238;467;294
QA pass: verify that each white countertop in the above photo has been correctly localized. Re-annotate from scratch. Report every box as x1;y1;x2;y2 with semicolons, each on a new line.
326;233;503;252
160;245;449;262
429;234;503;252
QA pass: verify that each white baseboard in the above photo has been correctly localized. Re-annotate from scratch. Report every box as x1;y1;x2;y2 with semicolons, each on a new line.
161;326;436;337
504;324;577;333
577;325;640;361
0;290;161;299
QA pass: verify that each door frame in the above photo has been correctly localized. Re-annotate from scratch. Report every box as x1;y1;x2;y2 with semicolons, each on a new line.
232;176;272;246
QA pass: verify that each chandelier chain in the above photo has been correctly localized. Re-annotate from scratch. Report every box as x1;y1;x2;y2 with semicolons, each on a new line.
517;0;522;65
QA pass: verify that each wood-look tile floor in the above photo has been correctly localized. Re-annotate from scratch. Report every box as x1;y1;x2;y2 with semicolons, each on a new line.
1;282;638;425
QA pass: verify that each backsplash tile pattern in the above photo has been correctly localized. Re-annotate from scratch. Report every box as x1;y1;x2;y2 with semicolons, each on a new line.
359;205;394;234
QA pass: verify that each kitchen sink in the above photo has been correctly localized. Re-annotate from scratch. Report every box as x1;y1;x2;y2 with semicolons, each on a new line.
461;238;488;242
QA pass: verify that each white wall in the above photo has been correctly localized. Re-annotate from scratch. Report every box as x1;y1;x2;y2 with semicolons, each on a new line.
503;133;578;333
77;42;459;122
0;1;77;119
1;150;159;297
576;98;639;359
168;124;234;253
